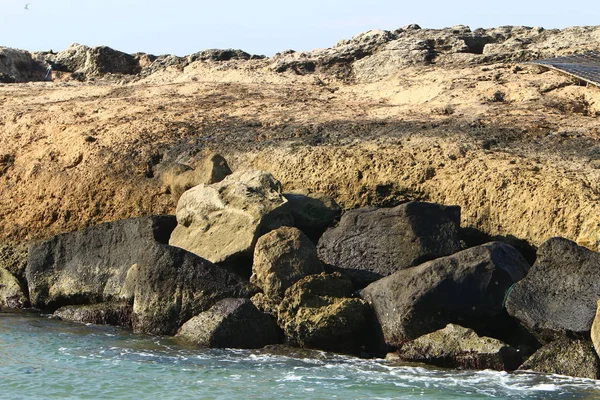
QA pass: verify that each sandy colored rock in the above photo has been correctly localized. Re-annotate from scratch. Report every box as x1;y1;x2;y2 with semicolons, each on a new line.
250;226;324;301
0;267;28;308
592;300;600;358
397;324;522;371
169;170;293;263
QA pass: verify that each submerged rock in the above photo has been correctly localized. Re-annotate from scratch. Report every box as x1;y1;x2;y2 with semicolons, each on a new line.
169;170;293;264
318;202;461;285
54;301;133;327
251;226;324;302
176;298;282;349
506;237;600;343
360;242;530;347
519;338;600;380
277;272;370;353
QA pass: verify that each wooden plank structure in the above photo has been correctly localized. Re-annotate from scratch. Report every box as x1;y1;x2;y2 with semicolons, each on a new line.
525;52;600;88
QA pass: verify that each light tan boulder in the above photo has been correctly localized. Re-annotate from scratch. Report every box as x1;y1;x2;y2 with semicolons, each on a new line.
0;267;28;308
250;226;324;302
591;299;600;357
169;170;293;263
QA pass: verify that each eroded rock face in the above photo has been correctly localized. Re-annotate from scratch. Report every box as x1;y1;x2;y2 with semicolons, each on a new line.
176;298;282;349
51;44;141;78
360;242;530;347
277;272;370;353
519;339;600;380
53;301;133;327
282;190;341;243
396;324;522;371
250;226;324;302
169;170;293;264
506;237;600;343
26;215;177;310
0;47;46;83
0;267;28;308
318;202;461;284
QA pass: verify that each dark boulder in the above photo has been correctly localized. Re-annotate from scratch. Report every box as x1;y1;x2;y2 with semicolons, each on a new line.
505;237;600;343
283;190;341;243
360;242;530;347
54;301;133;327
396;324;522;371
318;202;462;285
176;298;282;348
519;338;600;380
26;215;177;310
277;272;371;354
0;47;46;82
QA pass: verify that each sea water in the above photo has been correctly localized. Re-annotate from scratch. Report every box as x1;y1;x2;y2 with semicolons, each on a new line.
1;311;600;400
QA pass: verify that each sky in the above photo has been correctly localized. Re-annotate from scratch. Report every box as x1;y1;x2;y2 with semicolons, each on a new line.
1;0;599;57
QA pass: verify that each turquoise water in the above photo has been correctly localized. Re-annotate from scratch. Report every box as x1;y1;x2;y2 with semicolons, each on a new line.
1;311;600;399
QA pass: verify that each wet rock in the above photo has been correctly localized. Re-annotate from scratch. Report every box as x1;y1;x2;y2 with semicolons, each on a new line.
283;190;341;243
26;215;177;310
360;242;530;347
0;267;28;308
176;298;282;349
396;324;522;371
250;226;324;302
161;153;232;203
317;202;461;285
519;338;600;380
505;237;600;343
53;301;133;327
169;170;293;264
277;272;370;353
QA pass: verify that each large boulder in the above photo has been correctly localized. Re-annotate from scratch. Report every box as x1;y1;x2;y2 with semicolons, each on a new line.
317;202;462;285
176;298;282;348
277;272;371;353
51;44;141;78
250;226;324;302
0;47;46;82
519;339;600;380
396;324;522;371
0;268;28;308
161;153;232;203
282;190;341;242
131;244;257;335
505;237;600;343
169;170;293;264
26;215;177;310
53;301;132;327
360;242;530;347
591;300;600;358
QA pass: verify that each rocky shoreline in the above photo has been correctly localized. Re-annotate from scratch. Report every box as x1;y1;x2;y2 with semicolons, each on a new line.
3;154;600;380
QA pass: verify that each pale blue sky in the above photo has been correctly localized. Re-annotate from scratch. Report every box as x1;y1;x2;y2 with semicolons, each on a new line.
1;0;598;56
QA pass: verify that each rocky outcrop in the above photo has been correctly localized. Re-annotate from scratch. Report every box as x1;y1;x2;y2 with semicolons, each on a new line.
169;170;293;264
360;242;530;347
0;267;28;308
250;226;324;302
505;237;600;343
131;244;257;335
53;301;133;327
26;215;177;310
318;202;461;285
396;324;522;371
519;339;600;380
277;272;370;353
50;44;141;78
282;190;341;243
0;47;46;83
160;153;232;203
176;298;282;348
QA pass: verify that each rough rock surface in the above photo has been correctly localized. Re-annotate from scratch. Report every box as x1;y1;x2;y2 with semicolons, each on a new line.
53;301;133;327
591;300;600;358
396;324;522;371
50;44;141;78
360;242;530;347
0;267;28;308
318;202;461;284
160;153;232;203
169;170;293;263
277;272;370;353
250;226;324;301
282;190;341;242
176;298;282;348
0;47;45;83
26;215;177;310
505;237;600;343
0;243;28;282
519;339;600;380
